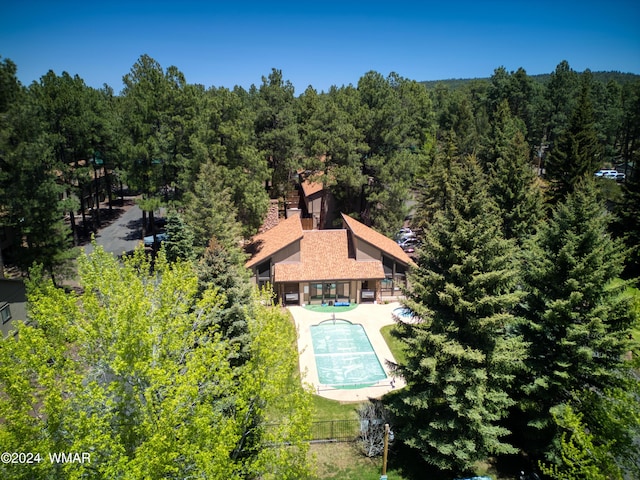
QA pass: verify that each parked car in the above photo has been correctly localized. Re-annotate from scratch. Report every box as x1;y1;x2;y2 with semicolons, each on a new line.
398;238;420;253
143;232;168;247
394;228;413;240
595;169;625;180
396;232;416;244
595;169;618;178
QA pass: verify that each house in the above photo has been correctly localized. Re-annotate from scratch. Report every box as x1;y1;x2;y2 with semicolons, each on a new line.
245;213;413;305
299;176;337;230
0;278;27;337
283;173;335;231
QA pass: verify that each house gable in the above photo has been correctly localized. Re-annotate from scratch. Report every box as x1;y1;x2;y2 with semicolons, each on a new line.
341;213;414;267
245;215;304;270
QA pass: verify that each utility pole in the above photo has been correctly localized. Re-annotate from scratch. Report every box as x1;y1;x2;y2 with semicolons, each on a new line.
380;423;390;480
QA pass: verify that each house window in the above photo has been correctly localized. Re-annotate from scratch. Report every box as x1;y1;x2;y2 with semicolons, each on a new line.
0;303;11;324
383;256;394;276
336;282;349;302
324;283;336;301
381;278;393;295
309;283;343;304
310;283;324;302
382;256;395;296
394;263;407;291
256;260;271;289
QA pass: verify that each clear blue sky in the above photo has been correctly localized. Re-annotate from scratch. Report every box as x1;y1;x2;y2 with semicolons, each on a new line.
1;0;639;94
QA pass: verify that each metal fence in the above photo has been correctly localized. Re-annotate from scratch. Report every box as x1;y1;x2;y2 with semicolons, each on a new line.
309;419;361;443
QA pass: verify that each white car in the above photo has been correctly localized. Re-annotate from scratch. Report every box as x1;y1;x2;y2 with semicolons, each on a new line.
595;169;618;178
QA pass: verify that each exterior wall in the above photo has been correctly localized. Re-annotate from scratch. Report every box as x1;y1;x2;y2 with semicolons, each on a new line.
353;237;381;262
273;278;396;305
279;282;301;305
306;194;322;217
270;240;301;265
0;279;27;338
304;191;337;230
296;279;367;305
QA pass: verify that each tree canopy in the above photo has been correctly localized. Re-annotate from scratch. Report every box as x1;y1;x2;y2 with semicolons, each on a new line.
0;248;313;479
1;54;640;479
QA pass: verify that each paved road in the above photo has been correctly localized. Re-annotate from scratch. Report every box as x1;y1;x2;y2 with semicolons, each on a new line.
83;203;143;258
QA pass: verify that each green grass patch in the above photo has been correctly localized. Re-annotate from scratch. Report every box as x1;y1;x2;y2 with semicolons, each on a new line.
311;442;410;480
381;324;407;365
312;395;361;422
627;285;640;356
304;304;359;313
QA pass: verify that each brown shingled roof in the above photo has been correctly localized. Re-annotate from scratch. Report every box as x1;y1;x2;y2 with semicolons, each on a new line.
274;230;384;282
341;213;414;266
300;178;324;198
245;215;303;268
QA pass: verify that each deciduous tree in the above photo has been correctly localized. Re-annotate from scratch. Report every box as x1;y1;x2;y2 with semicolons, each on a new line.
0;247;313;479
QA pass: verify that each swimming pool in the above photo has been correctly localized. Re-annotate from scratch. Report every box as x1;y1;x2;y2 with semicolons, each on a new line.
310;319;387;389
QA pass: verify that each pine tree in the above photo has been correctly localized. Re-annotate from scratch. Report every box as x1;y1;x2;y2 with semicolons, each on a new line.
253;69;300;198
0;81;76;281
413;132;460;234
616;163;640;278
487;100;544;242
183;160;243;253
195;238;251;365
392;155;527;474
541;60;579;149
545;70;602;202
163;209;195;263
519;179;636;448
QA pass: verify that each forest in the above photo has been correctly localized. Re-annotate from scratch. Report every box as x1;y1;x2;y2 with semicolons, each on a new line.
0;53;639;479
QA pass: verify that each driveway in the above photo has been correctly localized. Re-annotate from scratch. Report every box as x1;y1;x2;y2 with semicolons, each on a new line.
83;202;143;258
289;302;406;402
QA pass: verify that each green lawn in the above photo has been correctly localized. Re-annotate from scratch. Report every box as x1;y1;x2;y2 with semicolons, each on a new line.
628;285;640;357
312;395;361;422
311;442;411;480
380;324;407;365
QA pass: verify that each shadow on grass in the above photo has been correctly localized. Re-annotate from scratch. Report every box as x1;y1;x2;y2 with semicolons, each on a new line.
387;443;452;480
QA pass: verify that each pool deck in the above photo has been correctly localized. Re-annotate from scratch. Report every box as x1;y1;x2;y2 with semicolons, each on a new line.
289;302;406;402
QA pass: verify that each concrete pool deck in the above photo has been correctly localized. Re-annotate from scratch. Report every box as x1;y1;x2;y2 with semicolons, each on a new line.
289;302;406;402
